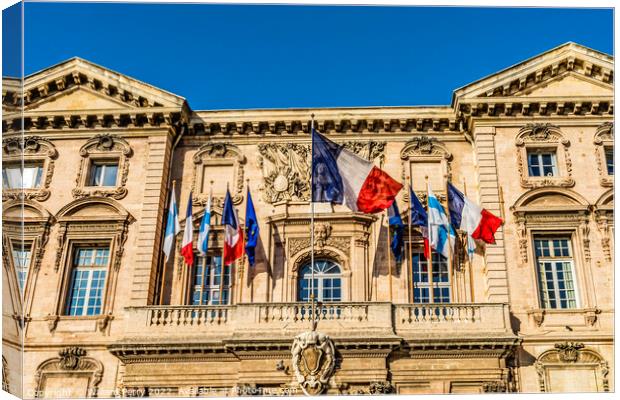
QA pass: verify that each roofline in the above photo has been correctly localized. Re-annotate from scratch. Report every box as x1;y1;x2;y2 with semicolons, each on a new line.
192;105;453;113
450;41;613;107
24;56;187;103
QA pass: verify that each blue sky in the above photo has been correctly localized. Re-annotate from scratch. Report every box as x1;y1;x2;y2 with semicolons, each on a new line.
2;3;614;110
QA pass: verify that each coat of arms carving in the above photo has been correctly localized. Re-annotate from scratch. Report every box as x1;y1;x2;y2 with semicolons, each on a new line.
291;330;336;395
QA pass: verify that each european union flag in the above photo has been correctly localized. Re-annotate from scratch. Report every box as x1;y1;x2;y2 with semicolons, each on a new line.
388;200;405;262
245;187;260;266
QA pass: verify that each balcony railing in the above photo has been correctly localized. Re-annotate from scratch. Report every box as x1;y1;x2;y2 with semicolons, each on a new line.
120;302;513;340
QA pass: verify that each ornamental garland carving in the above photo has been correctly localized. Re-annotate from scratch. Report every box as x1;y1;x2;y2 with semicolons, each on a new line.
34;347;104;398
191;143;246;208
594;210;613;262
257;141;385;204
2;136;58;202
535;343;609;392
515;124;574;189
593;122;613;188
288;236;351;259
73;134;133;200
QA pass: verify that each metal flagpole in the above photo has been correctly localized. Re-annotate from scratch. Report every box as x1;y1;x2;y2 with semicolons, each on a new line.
407;179;414;304
444;175;455;303
386;209;393;302
463;178;475;302
425;176;434;304
310;114;316;331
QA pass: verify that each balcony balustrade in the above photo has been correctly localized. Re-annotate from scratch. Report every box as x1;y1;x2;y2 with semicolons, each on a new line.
120;302;514;342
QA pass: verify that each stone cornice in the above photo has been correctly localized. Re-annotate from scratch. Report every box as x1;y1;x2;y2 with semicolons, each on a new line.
188;107;465;136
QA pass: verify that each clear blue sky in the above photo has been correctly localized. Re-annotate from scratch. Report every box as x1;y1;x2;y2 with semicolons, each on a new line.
2;3;614;110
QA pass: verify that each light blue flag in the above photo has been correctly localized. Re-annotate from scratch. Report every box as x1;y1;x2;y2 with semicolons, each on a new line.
426;185;456;259
163;187;181;261
198;194;211;256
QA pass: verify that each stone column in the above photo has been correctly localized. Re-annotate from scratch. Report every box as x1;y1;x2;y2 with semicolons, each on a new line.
472;125;510;303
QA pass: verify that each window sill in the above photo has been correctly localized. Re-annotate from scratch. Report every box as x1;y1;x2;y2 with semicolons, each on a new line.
2;188;50;201
520;176;575;189
46;313;114;333
526;307;601;329
72;186;128;200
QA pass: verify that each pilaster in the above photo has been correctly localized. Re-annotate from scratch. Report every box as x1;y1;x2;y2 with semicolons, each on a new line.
472;126;510;303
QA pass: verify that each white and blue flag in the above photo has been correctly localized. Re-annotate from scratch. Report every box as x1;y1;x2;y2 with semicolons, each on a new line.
427;185;456;259
163;187;181;261
198;194;211;256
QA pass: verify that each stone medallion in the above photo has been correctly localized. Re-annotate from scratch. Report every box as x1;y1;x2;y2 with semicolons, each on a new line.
291;330;336;395
273;174;289;193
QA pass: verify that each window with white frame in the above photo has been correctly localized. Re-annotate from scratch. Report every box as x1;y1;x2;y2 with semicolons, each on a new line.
191;255;231;305
88;160;119;187
2;163;43;189
412;252;451;303
534;236;578;309
298;259;341;302
65;246;109;316
527;151;558;177
11;241;33;292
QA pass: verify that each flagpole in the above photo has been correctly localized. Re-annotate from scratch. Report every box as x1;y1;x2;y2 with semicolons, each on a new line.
386;208;393;302
310;114;316;331
247;178;254;303
220;183;229;305
463;179;475;303
159;179;176;305
444;175;455;303
425;176;434;305
407;179;414;304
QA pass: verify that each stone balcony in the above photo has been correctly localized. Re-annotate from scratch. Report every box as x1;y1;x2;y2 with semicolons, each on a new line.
110;302;519;362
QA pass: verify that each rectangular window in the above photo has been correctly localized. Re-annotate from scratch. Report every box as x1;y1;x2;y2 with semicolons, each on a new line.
191;255;230;305
534;236;578;309
605;147;613;175
527;151;558;177
65;247;109;316
11;241;33;292
88;161;119;187
2;163;43;189
412;252;450;303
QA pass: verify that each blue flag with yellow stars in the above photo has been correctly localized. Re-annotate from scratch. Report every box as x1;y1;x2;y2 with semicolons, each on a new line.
245;187;260;266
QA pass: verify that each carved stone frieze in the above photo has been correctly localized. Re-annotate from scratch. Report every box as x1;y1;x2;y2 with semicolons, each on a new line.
594;210;613;262
291;330;336;395
289;236;350;258
191;142;245;207
482;381;507;393
515;124;574;189
73;134;132;200
554;342;584;362
2;136;58;202
368;381;395;394
58;347;87;370
257;141;385;204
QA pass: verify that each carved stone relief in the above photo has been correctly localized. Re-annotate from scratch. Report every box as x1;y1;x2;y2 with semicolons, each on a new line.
400;136;452;202
2;136;58;202
191;143;246;208
291;330;336;395
34;347;104;398
72;134;133;200
257;141;385;204
515;124;574;189
535;343;609;392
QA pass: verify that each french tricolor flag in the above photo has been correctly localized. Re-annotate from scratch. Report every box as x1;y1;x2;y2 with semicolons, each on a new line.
222;189;244;266
312;129;402;213
180;193;194;266
447;182;503;256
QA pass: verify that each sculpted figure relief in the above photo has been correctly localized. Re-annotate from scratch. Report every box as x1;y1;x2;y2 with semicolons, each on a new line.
257;141;385;203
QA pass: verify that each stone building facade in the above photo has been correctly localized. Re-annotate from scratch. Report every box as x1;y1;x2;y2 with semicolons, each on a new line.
1;42;614;397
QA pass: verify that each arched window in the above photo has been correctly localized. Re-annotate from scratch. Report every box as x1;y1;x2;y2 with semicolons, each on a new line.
298;259;342;302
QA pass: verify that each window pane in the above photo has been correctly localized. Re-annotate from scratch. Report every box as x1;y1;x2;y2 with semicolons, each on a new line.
190;254;229;305
65;246;109;316
102;165;118;186
605;148;614;175
535;236;577;309
12;242;32;292
297;259;341;302
2;167;22;189
22;166;43;189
